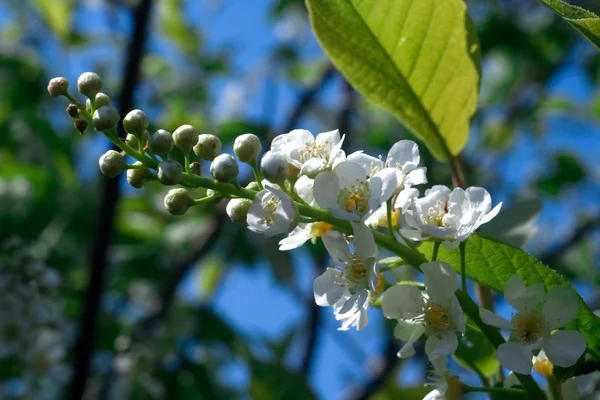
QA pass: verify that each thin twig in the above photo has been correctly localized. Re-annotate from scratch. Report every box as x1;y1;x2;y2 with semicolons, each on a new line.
539;216;600;268
67;1;153;399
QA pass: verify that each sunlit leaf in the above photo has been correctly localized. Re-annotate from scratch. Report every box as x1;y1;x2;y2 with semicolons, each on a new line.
32;0;73;41
306;0;481;160
538;0;600;50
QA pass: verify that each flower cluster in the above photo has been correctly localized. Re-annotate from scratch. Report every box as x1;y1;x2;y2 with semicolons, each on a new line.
48;73;591;398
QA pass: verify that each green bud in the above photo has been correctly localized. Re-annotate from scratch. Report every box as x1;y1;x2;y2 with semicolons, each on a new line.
125;133;139;148
164;188;194;216
193;134;222;161
99;150;125;178
123;109;149;136
260;151;289;184
94;92;111;108
210;154;239;183
77;72;102;98
189;162;200;176
126;162;150;189
93;106;120;132
233;133;262;163
148;129;174;156
246;181;260;191
226;198;252;224
157;160;183;186
173;124;199;154
48;77;69;97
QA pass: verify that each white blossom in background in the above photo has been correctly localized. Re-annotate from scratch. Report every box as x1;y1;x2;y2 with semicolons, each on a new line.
270;129;345;178
247;184;299;237
314;161;397;222
402;185;502;248
382;261;465;363
348;140;427;189
313;223;379;331
479;275;586;374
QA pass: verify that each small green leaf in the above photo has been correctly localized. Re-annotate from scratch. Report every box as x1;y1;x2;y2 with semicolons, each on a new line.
538;0;600;50
421;235;600;360
32;0;73;41
306;0;481;160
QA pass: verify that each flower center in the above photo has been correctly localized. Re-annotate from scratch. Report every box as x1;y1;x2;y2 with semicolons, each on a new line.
378;209;400;228
424;304;450;333
259;196;280;227
338;181;370;216
425;199;451;227
344;258;368;284
310;222;334;238
299;140;330;162
513;312;545;344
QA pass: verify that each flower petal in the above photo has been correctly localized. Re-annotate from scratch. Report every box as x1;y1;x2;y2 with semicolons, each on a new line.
397;323;425;358
351;222;377;260
387;140;420;172
278;225;311;251
370;168;398;203
300;158;327;178
425;333;458;362
404;167;427;186
422;261;459;303
313;171;340;211
313;269;345;307
495;342;533;375
347;151;383;176
479;308;512;329
543;330;586;368
543;286;580;330
395;188;419;211
322;231;352;263
382;285;425;320
504;275;545;313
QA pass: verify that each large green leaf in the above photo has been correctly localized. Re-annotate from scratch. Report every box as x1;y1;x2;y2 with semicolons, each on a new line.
421;235;600;359
454;325;500;377
306;0;481;160
538;0;600;50
32;0;73;41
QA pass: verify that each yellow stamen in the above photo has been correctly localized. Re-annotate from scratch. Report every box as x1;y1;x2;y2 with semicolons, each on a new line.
513;313;545;344
311;222;334;238
424;304;450;333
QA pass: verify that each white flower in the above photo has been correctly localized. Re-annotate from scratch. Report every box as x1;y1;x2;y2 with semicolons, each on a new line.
270;129;345;177
293;175;317;206
382;261;465;362
402;185;502;248
348;140;427;188
313;223;379;331
247;184;299;237
314;161;397;222
479;275;586;375
278;221;335;251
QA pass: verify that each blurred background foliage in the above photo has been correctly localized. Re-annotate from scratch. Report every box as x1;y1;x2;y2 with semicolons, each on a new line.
0;0;599;399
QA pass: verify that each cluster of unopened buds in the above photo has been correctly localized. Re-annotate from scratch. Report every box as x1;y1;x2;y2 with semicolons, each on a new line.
49;73;588;398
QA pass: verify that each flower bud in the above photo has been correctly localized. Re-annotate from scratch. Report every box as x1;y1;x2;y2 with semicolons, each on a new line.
226;198;252;224
193;134;222;161
127;162;150;189
77;72;102;98
210;154;239;182
94;92;111;108
93;106;120;132
233;133;262;163
74;120;88;134
149;129;174;156
157;160;183;186
173;124;199;154
48;77;69;97
246;181;260;191
99;150;125;178
66;104;79;118
164;188;193;216
189;162;200;176
260;151;289;184
123;109;149;136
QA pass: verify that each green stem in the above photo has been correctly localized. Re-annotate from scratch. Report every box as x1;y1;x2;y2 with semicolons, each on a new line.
431;242;440;261
548;377;562;400
379;260;406;273
460;241;467;292
463;384;526;397
192;194;220;205
184;154;191;173
64;92;93;120
386;199;395;240
124;163;146;170
252;162;264;190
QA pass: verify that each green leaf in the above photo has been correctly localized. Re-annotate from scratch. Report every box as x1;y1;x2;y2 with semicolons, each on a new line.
306;0;481;160
478;198;542;248
535;154;585;195
421;235;600;360
454;326;500;377
32;0;73;41
538;0;600;50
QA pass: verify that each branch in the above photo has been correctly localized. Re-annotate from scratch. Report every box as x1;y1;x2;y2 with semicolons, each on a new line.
66;1;153;399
